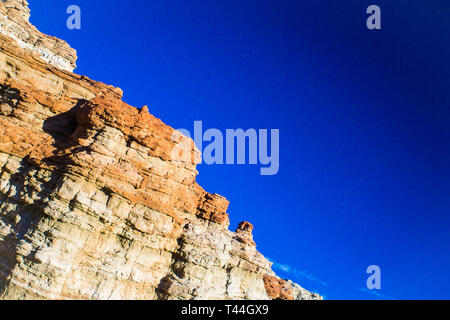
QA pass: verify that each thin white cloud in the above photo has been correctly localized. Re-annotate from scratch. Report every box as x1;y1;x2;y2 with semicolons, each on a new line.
357;288;395;300
268;258;328;288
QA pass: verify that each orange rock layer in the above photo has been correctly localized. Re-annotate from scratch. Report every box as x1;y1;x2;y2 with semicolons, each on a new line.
0;0;321;300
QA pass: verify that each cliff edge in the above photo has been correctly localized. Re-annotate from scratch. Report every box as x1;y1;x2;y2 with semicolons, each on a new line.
0;0;322;300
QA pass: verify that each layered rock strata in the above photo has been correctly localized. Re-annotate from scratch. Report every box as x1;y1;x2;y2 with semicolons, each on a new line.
0;0;322;300
0;0;77;71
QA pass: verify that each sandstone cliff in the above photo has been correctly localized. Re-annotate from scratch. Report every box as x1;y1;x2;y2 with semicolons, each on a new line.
0;0;322;300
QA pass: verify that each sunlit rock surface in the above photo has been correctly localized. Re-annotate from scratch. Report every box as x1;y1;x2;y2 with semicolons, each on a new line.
0;0;322;300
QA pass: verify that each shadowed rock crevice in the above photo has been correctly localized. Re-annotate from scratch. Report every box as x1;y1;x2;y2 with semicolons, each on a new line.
0;84;21;108
41;100;92;168
156;235;189;300
0;84;21;117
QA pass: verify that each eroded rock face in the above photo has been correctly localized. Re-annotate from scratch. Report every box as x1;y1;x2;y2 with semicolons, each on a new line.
0;0;77;72
0;0;322;300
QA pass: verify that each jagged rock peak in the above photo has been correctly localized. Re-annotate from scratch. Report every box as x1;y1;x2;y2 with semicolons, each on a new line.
1;0;30;19
0;0;77;71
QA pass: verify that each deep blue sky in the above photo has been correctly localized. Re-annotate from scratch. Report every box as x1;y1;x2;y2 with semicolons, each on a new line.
29;1;450;299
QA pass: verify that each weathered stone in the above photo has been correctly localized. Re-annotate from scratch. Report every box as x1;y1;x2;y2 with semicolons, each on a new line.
0;0;77;71
0;0;321;300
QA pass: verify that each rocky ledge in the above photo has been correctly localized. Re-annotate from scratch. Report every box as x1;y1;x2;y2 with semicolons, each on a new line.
0;0;322;300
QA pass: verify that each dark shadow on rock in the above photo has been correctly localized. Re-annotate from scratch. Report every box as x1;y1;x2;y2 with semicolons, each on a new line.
0;99;90;296
156;235;189;300
0;156;61;296
41;99;93;167
42;99;87;147
0;84;22;109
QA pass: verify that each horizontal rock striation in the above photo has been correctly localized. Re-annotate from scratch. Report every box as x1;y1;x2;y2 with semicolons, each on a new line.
0;0;322;300
0;0;77;72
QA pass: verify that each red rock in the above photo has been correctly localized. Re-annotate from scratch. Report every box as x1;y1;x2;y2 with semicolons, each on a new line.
237;221;254;233
263;275;295;300
0;0;321;300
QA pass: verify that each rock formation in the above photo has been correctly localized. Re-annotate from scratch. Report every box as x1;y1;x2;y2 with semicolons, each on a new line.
0;0;322;300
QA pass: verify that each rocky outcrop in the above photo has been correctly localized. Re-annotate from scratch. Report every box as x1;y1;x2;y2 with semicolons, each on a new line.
0;0;77;71
0;0;322;300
